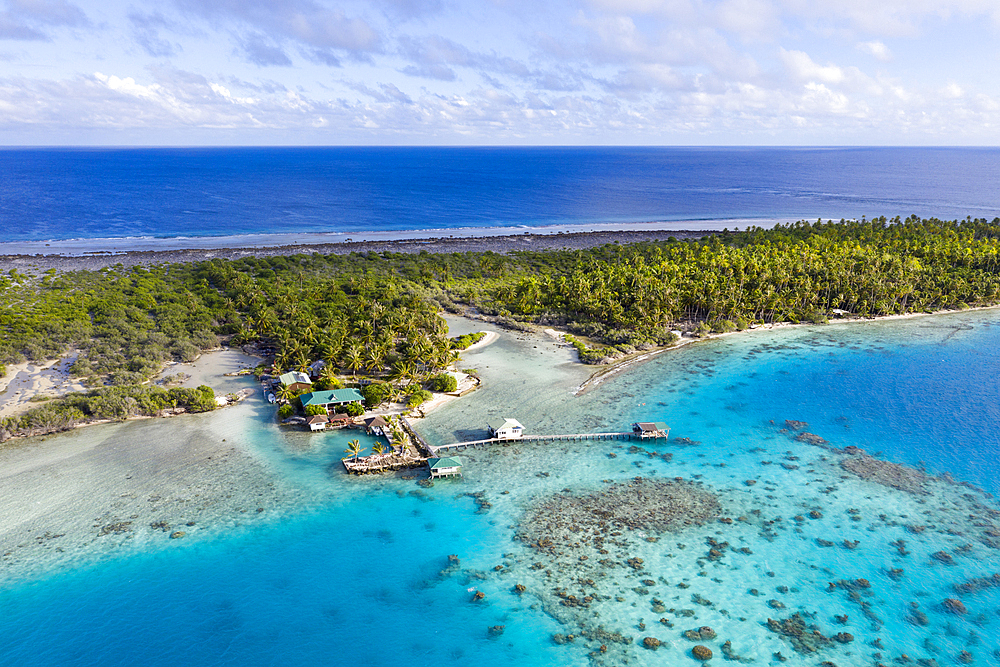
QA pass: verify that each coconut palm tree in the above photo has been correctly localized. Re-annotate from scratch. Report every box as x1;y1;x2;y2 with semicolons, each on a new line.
345;439;365;461
277;385;297;403
372;443;386;455
319;364;341;388
344;342;364;378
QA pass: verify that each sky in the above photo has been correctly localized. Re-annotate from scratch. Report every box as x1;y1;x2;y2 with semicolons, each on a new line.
0;0;998;145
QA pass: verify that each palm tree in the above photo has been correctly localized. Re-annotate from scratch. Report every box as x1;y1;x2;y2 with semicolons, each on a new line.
294;347;310;372
366;341;389;375
344;342;364;378
372;443;386;455
345;439;365;461
319;364;340;388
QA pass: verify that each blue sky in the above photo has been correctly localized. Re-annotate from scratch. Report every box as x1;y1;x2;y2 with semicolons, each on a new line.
0;0;998;145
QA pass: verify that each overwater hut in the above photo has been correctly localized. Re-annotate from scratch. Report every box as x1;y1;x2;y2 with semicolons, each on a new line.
299;388;365;412
307;414;329;431
329;413;353;428
279;371;312;392
487;418;524;440
428;456;463;478
632;422;670;439
364;415;389;436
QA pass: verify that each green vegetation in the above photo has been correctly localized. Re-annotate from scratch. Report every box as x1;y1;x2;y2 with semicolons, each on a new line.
449;331;486;350
345;438;364;460
6;215;1000;403
360;382;391;408
0;264;226;380
563;334;612;364
0;385;215;438
303;404;326;417
428;373;458;393
406;389;433;408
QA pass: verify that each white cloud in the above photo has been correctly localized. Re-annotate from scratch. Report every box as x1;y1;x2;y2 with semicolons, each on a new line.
857;40;892;61
714;0;781;41
943;82;964;98
780;48;845;84
0;0;999;143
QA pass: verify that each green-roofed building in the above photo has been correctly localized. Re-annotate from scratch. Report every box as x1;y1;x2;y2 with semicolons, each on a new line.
299;388;365;411
428;456;463;479
279;371;312;392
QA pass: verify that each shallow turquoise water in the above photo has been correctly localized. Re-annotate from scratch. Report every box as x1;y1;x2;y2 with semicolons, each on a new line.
3;312;1000;667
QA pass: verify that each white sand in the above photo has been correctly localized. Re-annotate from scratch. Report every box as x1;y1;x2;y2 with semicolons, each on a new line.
461;330;499;352
0;354;87;418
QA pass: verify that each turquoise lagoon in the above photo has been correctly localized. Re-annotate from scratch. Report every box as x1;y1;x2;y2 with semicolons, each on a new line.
2;312;1000;667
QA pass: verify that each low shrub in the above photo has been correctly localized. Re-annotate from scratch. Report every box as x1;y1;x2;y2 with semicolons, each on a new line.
406;390;433;408
428;373;457;393
564;334;608;365
360;382;391;408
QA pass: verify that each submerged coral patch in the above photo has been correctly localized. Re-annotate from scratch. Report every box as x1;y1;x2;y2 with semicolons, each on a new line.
516;477;721;553
839;450;929;494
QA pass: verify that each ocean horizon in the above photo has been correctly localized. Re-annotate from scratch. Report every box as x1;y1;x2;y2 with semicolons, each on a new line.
2;146;999;247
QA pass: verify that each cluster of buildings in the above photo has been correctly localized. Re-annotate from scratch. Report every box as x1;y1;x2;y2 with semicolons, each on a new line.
275;371;366;431
274;370;670;481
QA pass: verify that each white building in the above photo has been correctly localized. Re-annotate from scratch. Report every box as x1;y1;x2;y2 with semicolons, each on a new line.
488;418;524;440
307;414;329;431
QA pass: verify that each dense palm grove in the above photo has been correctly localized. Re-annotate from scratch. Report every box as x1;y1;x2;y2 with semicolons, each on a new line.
3;216;1000;435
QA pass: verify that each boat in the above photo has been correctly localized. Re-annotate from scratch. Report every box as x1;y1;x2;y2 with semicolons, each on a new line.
266;392;276;403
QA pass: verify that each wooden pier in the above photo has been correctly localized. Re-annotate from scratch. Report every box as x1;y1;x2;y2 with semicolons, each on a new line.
400;416;436;457
429;431;645;455
342;417;669;475
342;451;426;475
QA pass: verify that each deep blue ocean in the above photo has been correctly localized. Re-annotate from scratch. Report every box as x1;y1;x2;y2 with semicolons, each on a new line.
2;147;1000;243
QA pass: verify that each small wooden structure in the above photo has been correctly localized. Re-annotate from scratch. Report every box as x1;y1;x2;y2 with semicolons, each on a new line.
632;422;670;439
328;413;353;428
487;418;524;440
428;456;463;479
307;414;329;431
364;415;389;436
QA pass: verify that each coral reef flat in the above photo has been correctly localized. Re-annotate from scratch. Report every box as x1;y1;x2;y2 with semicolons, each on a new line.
2;310;1000;667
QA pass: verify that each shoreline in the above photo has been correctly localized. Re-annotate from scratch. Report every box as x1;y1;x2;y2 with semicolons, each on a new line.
0;349;260;442
0;217;788;259
569;303;1000;395
0;228;713;273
